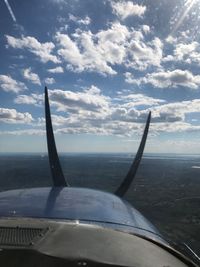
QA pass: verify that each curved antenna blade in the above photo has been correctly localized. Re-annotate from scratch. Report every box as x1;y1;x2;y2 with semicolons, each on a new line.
45;86;68;187
115;111;151;197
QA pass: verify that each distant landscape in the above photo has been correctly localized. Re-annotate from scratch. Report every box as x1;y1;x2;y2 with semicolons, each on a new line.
0;153;199;255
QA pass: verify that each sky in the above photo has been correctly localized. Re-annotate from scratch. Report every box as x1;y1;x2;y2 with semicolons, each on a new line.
1;0;200;153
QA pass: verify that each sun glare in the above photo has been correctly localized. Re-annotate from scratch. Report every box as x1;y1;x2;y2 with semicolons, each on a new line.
172;0;198;34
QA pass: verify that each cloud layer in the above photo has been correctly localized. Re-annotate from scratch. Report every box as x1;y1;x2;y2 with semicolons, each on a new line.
10;85;200;137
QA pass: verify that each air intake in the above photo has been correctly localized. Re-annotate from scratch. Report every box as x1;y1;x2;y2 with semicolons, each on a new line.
0;226;47;247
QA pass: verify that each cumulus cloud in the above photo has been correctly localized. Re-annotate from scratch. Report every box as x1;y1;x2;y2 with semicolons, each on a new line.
163;36;200;68
152;99;200;123
124;72;139;85
0;75;27;93
173;41;200;65
55;21;160;75
142;25;150;34
119;93;166;108
45;77;55;84
47;66;64;73
56;30;118;75
110;107;142;123
23;68;41;85
146;69;200;89
126;36;163;70
6;22;161;76
69;14;91;25
110;98;200;134
125;69;200;89
55;32;85;72
14;93;43;105
111;1;146;19
6;35;60;63
49;85;110;113
0;108;33;124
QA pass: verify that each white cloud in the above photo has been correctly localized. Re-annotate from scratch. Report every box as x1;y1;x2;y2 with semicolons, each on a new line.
45;77;55;84
55;22;159;75
125;69;200;89
165;35;177;44
47;66;64;73
124;72;139;85
23;68;41;85
111;1;146;19
55;28;118;75
126;36;163;70
49;85;110;113
0;75;27;93
163;36;200;67
152;99;200;122
0;129;45;135
95;22;130;67
54;120;144;137
6;22;160;76
14;93;43;105
69;14;91;25
50;0;66;4
174;41;200;65
55;32;84;70
151;121;200;133
0;108;33;124
142;25;150;34
119;93;166;108
146;69;200;89
175;42;197;59
110;107;144;123
6;35;60;63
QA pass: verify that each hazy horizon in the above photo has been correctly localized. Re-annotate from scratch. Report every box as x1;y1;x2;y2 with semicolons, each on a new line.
1;151;200;157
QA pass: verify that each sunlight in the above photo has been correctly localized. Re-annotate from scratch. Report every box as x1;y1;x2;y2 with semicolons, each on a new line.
172;0;197;34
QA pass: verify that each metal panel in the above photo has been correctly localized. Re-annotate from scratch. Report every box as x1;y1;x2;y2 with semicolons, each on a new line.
0;187;158;236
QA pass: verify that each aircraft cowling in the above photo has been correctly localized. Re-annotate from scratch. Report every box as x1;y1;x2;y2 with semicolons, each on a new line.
0;187;164;243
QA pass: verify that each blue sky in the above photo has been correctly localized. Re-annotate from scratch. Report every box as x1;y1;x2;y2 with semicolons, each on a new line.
1;0;200;153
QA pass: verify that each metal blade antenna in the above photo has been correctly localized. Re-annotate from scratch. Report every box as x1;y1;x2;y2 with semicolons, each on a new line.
45;86;68;187
115;111;151;197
